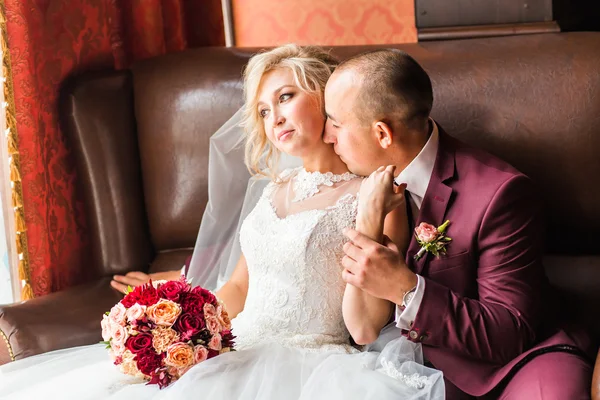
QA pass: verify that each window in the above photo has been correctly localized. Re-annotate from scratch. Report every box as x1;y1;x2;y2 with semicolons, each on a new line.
0;28;20;304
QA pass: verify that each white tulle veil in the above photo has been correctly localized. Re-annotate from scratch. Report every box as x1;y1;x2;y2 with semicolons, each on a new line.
186;108;302;291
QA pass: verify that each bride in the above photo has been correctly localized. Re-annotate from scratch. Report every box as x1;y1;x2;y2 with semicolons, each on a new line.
0;44;444;399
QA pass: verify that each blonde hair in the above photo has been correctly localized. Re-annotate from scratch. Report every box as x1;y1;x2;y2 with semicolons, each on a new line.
242;44;338;179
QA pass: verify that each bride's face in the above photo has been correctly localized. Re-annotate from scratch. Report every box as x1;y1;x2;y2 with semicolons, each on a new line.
257;68;326;157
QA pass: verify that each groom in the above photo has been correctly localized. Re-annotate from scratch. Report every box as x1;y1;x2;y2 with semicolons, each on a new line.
323;50;593;399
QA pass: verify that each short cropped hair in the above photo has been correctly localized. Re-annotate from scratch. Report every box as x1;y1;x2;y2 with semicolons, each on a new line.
337;49;433;131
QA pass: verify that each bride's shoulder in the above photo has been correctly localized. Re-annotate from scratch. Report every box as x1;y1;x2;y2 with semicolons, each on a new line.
259;167;300;196
274;166;302;183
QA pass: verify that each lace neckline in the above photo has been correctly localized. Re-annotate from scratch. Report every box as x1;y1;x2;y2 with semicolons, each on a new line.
292;168;358;202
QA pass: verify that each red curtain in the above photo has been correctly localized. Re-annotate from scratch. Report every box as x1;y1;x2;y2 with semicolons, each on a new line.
3;0;224;298
108;0;225;69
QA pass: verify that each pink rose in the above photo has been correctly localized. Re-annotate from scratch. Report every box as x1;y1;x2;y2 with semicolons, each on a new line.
101;315;112;341
194;345;209;363
109;303;127;326
208;333;222;351
206;316;221;335
216;305;232;330
111;323;129;347
415;222;439;243
126;303;147;322
111;340;126;356
203;303;217;319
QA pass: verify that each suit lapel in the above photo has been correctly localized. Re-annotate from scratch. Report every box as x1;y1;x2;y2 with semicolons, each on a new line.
405;128;456;274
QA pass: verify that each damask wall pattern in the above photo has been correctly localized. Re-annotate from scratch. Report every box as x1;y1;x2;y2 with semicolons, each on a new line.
232;0;417;47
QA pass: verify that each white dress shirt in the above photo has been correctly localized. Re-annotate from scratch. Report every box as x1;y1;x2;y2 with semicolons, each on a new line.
393;119;439;330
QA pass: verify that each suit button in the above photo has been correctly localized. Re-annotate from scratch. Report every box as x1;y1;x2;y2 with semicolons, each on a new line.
409;330;419;340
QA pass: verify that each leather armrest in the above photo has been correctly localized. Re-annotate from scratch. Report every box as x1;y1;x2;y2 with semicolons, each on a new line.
593;348;600;400
0;277;122;365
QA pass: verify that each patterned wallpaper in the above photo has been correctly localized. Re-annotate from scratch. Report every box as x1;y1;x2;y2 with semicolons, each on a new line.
232;0;417;47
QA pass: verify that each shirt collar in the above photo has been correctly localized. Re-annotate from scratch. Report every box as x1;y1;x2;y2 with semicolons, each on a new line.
394;119;439;199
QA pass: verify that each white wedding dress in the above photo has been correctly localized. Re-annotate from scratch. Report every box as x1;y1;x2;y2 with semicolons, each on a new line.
0;168;444;399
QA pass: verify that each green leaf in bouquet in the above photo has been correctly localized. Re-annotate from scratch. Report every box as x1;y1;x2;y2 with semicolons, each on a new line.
104;311;110;316
126;285;134;294
99;340;112;349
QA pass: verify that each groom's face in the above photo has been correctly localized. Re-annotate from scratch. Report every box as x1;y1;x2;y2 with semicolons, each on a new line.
323;69;382;176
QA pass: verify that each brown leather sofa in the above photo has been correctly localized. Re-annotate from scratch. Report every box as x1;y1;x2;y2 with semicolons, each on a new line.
1;32;599;397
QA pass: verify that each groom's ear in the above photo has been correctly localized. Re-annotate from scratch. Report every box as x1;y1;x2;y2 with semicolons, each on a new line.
374;121;394;149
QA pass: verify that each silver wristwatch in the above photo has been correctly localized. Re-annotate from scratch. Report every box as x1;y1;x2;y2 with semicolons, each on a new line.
401;286;417;308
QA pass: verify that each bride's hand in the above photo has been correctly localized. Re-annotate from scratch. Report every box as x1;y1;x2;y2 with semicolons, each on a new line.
110;270;182;294
358;165;406;221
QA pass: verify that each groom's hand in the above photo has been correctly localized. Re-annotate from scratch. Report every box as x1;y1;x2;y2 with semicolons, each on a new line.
342;228;417;304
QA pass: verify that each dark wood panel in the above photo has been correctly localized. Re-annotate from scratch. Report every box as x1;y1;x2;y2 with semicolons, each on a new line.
416;0;553;28
418;21;559;41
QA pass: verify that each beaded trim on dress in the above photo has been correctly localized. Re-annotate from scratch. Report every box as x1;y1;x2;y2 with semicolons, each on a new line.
292;168;358;202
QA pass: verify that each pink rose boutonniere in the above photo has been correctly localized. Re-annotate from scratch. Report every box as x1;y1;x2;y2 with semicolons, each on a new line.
414;220;452;260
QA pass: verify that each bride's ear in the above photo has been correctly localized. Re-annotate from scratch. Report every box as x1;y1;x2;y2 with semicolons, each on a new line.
373;121;394;149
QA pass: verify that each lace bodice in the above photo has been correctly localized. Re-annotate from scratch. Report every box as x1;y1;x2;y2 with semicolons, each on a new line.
231;168;362;353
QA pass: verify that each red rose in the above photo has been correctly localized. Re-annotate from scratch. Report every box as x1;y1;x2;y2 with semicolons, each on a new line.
173;313;205;341
125;333;153;354
191;287;217;306
135;348;164;375
158;280;188;302
179;292;204;314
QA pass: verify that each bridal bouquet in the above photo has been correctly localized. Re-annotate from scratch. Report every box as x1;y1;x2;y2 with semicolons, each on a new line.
101;277;235;388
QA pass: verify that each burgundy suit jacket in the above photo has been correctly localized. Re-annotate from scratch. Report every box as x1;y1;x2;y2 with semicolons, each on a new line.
404;126;592;396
